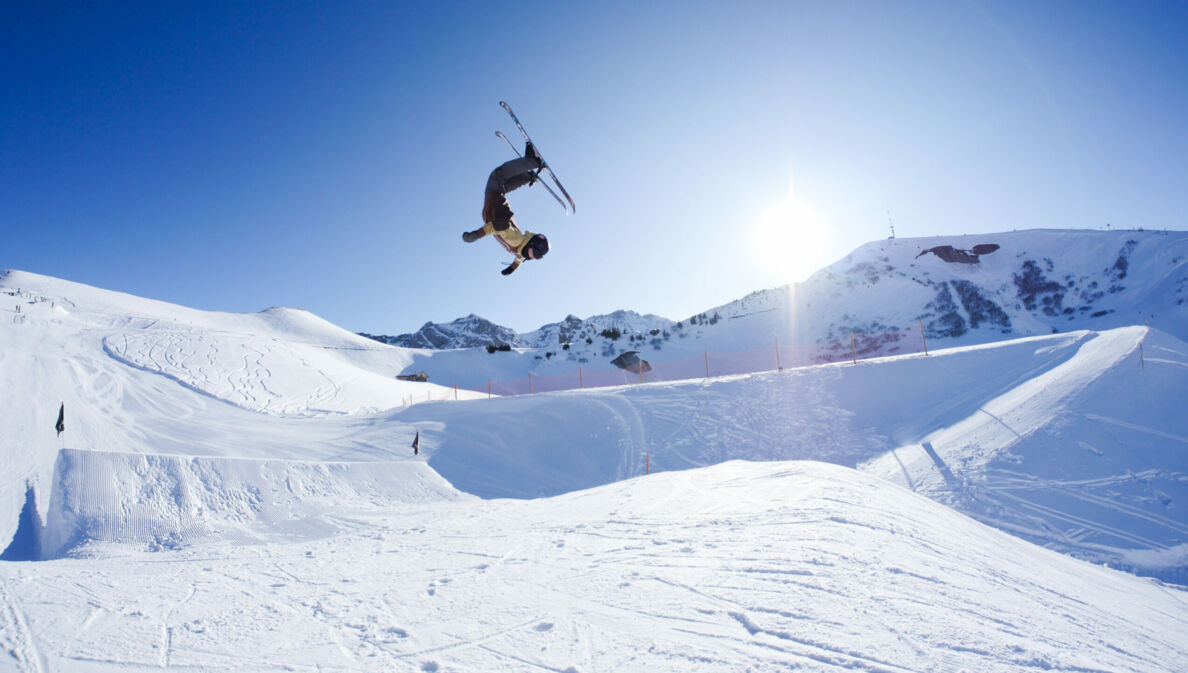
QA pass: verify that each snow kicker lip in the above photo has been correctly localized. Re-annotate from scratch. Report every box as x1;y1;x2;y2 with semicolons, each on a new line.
38;449;468;558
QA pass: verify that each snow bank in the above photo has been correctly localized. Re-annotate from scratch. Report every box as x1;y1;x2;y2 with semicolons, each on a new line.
407;331;1094;499
863;326;1188;576
8;460;1186;672
40;449;469;558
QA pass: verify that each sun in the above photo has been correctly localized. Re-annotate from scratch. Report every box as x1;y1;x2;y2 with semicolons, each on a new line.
752;198;830;284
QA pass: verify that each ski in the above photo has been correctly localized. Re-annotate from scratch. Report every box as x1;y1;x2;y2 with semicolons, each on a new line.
499;101;576;214
495;131;567;212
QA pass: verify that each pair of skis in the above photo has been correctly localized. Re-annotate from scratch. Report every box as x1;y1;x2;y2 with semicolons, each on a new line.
495;101;576;214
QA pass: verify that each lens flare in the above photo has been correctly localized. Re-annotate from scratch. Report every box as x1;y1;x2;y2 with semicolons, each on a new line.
753;199;830;285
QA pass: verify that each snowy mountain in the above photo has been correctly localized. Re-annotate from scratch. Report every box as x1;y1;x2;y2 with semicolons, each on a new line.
362;313;518;349
377;229;1188;389
3;232;1188;672
518;309;676;350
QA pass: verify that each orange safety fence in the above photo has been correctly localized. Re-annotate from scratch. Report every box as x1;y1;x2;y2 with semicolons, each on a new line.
450;323;929;400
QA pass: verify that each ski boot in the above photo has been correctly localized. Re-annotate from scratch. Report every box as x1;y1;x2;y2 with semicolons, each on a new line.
524;142;544;167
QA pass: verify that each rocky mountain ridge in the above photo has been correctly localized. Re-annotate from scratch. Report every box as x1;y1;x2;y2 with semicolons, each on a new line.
363;229;1188;387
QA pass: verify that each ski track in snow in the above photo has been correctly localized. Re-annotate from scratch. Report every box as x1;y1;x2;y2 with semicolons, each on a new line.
10;468;1183;672
0;574;46;673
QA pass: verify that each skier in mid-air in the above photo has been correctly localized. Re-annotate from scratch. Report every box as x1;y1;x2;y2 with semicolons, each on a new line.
462;142;551;276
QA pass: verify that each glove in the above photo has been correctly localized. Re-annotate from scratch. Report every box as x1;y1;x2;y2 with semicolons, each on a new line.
501;263;518;276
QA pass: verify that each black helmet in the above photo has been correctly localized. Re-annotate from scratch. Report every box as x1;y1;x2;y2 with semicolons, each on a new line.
527;233;549;259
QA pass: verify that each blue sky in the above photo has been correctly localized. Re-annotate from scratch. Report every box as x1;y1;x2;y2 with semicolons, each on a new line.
3;1;1186;334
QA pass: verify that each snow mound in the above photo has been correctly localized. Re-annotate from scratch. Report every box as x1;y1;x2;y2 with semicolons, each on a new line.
9;461;1186;672
40;449;470;558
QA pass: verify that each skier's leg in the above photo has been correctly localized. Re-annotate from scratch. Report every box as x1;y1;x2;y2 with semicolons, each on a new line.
485;156;543;195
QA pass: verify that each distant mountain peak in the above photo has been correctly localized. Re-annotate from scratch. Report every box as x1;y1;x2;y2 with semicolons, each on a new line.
362;314;516;350
367;229;1188;389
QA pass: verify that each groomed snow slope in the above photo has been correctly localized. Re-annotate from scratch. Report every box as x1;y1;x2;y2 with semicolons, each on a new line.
864;326;1188;576
2;269;1187;671
0;269;479;550
4;270;1187;577
402;326;1188;579
4;462;1187;672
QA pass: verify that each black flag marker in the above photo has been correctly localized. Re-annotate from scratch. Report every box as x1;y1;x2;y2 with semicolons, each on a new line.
55;403;65;436
411;430;420;455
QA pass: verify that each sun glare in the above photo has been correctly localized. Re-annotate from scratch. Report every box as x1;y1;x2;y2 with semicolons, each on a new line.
753;199;830;284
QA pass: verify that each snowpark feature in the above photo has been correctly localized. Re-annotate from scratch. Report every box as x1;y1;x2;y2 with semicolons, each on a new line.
2;246;1188;671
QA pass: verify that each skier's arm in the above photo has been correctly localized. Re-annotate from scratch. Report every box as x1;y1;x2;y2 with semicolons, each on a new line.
501;259;521;276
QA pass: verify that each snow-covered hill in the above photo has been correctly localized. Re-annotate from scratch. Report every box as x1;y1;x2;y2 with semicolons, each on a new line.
388;325;1188;582
0;269;482;555
3;237;1188;671
379;229;1188;389
7;461;1185;672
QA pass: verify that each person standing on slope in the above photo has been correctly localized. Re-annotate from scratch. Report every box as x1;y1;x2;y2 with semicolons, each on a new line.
462;142;550;276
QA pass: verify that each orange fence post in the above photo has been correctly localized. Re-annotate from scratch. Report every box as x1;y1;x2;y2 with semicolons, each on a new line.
529;372;533;394
704;350;710;378
579;367;583;388
453;384;458;401
851;333;857;365
775;334;782;371
919;320;929;356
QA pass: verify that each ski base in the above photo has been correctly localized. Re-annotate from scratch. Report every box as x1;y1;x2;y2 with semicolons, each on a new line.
499;101;576;214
